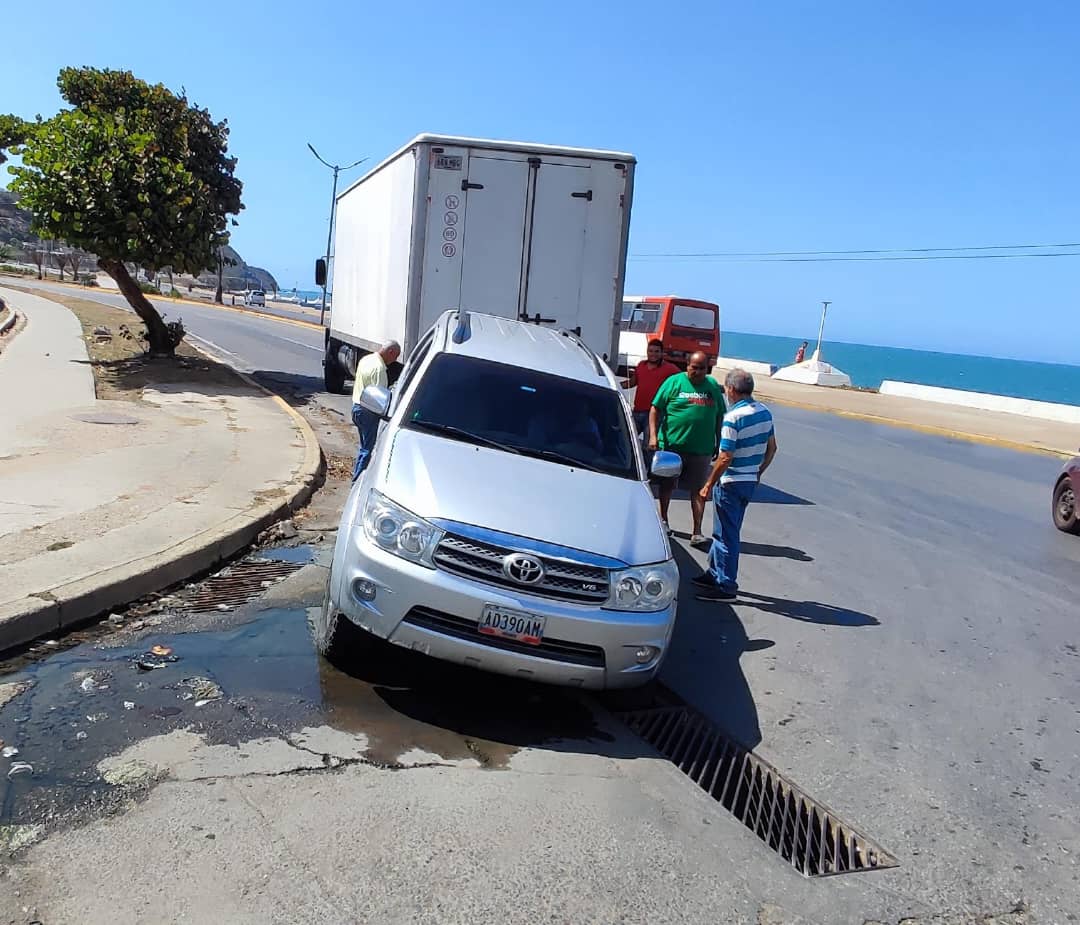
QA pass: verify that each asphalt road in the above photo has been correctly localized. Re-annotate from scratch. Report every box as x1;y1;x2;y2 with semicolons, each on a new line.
7;278;1079;919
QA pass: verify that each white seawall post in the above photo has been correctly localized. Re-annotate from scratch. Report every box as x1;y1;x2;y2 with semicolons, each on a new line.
712;357;778;377
879;381;1080;425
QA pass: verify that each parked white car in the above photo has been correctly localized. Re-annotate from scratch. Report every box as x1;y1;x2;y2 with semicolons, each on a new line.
317;310;682;689
245;290;266;307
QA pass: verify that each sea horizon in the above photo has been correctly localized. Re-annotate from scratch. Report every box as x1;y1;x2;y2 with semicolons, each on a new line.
723;330;1080;407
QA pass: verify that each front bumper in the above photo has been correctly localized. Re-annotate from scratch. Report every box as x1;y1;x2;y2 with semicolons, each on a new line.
331;532;676;690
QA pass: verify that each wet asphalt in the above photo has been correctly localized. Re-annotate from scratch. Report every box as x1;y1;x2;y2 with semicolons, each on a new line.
0;544;621;836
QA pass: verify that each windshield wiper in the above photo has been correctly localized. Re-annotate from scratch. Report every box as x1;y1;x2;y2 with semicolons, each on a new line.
529;449;605;473
408;419;522;454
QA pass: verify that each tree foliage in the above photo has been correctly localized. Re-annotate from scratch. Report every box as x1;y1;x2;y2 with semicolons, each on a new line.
0;115;26;165
6;68;243;354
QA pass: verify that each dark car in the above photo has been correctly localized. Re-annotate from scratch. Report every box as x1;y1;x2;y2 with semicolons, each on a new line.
1052;456;1080;534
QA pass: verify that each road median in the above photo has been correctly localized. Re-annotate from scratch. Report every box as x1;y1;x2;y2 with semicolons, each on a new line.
0;286;324;653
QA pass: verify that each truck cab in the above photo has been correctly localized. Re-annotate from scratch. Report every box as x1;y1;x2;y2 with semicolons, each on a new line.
618;296;720;375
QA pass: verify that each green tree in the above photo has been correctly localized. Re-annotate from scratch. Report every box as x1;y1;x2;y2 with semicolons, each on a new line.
5;68;243;355
0;115;26;165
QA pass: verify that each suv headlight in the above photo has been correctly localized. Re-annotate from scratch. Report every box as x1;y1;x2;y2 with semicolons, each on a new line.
361;490;442;568
605;559;679;612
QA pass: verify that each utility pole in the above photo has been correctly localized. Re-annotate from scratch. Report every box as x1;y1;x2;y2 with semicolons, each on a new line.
307;144;367;327
814;300;831;361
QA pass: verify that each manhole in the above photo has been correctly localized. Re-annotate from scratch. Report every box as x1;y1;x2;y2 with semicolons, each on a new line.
181;558;306;612
618;705;898;877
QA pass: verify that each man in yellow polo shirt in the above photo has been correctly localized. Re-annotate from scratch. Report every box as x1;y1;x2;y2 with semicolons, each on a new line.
351;341;400;481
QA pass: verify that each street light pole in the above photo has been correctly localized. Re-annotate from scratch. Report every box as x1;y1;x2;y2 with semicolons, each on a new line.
307;143;367;328
814;300;831;361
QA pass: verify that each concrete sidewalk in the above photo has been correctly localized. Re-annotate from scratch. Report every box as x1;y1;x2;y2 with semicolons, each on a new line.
714;360;1080;457
0;286;323;651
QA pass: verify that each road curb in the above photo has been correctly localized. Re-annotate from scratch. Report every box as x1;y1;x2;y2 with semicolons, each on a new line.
0;347;326;655
0;298;17;335
760;393;1076;460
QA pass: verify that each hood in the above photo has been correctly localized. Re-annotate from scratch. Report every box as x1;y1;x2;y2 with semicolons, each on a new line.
371;428;669;567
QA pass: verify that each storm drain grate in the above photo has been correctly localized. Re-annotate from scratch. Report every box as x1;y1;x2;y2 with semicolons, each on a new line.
618;705;898;877
182;558;305;612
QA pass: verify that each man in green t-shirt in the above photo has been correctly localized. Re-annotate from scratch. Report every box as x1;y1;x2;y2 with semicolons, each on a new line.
648;352;726;544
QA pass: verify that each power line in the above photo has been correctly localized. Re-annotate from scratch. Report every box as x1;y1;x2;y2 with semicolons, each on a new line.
630;251;1080;263
632;242;1080;258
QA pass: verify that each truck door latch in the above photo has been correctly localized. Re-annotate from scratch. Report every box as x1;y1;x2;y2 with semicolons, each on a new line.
520;312;557;325
461;180;484;190
571;190;593;201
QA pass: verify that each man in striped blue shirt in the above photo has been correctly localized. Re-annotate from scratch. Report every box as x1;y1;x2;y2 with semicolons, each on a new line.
694;369;778;602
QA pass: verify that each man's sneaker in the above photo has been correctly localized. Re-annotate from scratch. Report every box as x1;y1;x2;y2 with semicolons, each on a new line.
696;586;738;603
690;572;715;588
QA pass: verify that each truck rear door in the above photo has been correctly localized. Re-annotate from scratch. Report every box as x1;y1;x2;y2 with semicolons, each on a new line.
418;147;628;360
523;159;627;360
457;155;531;321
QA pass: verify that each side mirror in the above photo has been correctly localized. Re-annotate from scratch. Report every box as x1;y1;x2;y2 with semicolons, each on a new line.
359;384;391;418
314;258;327;287
650;450;683;480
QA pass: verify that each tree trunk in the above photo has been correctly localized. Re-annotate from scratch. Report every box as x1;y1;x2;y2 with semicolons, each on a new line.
99;257;175;357
215;259;224;304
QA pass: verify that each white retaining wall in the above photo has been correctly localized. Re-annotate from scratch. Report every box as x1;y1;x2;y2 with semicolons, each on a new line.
879;380;1080;425
713;357;778;377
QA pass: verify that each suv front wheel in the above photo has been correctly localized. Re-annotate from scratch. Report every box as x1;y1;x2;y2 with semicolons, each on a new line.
313;569;371;665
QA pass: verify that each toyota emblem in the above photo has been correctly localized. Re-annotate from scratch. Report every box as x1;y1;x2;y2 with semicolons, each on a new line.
503;553;545;585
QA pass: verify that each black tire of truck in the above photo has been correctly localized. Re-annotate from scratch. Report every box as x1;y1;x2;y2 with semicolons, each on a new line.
324;341;347;394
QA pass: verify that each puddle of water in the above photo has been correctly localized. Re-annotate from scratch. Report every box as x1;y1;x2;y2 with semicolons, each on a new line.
0;597;622;829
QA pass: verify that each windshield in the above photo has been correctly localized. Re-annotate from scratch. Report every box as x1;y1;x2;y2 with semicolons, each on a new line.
672;304;716;332
403;354;639;480
620;301;662;333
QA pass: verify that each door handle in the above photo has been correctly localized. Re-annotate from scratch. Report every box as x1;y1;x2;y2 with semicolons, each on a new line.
571;190;593;201
461;180;484;190
520;312;557;325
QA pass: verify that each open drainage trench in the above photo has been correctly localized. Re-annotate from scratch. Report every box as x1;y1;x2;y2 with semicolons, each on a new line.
0;547;896;878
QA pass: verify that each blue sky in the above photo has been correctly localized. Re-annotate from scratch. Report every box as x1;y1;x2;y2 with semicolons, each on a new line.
2;1;1077;364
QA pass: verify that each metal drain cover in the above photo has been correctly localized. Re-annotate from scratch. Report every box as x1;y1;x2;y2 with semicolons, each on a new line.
618;705;898;877
181;558;306;612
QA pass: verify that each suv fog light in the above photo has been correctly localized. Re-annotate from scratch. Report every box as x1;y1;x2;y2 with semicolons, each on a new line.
352;578;377;602
634;646;660;664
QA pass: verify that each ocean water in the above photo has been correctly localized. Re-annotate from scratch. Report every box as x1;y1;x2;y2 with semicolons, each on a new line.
722;331;1080;407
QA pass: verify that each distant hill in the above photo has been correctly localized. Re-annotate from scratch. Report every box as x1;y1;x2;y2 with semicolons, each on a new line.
196;244;279;294
0;189;277;292
0;189;33;246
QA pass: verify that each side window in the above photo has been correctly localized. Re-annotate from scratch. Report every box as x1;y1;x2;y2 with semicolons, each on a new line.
393;331;436;406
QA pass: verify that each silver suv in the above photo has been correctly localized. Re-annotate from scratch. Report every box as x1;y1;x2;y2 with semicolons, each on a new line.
317;310;681;689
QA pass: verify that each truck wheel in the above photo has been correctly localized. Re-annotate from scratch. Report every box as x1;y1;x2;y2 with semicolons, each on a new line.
324;340;346;394
1052;478;1079;534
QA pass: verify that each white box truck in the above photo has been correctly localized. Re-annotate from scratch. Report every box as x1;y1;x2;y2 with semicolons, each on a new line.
320;134;636;392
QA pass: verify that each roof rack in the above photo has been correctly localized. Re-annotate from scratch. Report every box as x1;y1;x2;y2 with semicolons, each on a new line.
559;328;605;377
452;310;472;344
